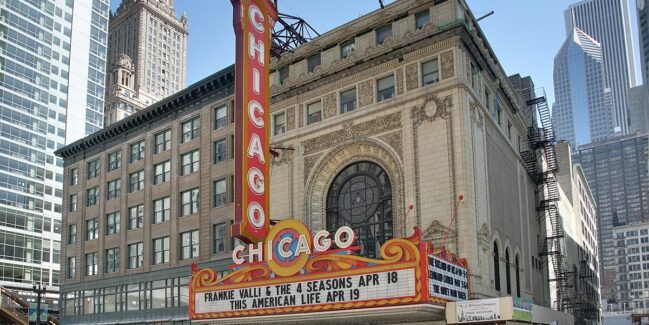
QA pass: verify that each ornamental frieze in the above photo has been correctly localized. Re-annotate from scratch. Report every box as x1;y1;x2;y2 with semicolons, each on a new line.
358;79;374;107
379;131;403;158
405;63;419;91
286;106;295;131
440;50;454;79
323;93;337;119
411;93;452;127
396;68;404;95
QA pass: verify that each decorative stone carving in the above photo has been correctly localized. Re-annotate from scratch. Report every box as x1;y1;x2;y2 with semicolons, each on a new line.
411;93;452;127
478;223;490;240
396;68;404;95
298;104;304;128
379;131;403;158
405;63;419;91
286;106;295;131
302;111;401;155
440;50;454;79
423;220;454;242
323;93;337;119
469;100;484;129
303;154;322;180
271;143;294;166
358;80;374;107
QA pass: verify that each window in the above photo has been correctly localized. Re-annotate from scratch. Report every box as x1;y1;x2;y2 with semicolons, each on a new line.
86;218;98;240
494;243;500;291
153;197;171;223
326;161;392;258
181;117;200;143
214;105;227;129
107;151;121;171
85;252;98;276
422;59;439;86
87;159;100;179
415;9;430;29
376;24;392;45
129;170;144;192
307;53;321;73
127;204;144;230
181;150;200;175
70;168;78;185
181;188;199;216
68;224;77;244
213;139;227;164
87;187;99;206
340;88;357;113
130;140;145;163
213;223;226;253
505;250;511;294
153;237;170;264
377;75;395;101
213;179;226;208
515;256;521;297
154;161;171;184
154;129;171;154
306;101;322;125
69;194;78;212
340;39;355;59
106;212;120;235
105;248;119;273
107;179;121;200
273;113;286;136
181;230;199;259
67;256;76;279
128;242;144;269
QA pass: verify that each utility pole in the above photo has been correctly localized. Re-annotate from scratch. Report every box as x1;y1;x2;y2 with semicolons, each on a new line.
32;281;46;324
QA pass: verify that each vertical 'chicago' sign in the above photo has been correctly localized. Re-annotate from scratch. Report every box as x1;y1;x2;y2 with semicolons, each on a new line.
231;0;277;243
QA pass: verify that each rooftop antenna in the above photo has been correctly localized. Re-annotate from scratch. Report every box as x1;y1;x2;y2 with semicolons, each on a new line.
270;0;320;59
379;0;384;9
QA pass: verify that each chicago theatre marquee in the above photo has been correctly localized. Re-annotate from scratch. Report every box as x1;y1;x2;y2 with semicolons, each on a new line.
56;0;551;324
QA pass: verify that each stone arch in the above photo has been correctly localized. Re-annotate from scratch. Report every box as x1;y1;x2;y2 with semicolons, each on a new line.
304;138;405;235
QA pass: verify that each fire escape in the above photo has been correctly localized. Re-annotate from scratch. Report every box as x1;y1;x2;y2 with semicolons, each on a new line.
520;89;575;314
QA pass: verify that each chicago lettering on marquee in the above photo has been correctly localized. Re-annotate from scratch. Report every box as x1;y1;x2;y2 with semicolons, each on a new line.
231;0;277;244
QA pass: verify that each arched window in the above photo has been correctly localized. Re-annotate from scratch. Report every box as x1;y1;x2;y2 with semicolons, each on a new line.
494;242;500;291
515;255;521;297
326;161;393;258
506;249;511;294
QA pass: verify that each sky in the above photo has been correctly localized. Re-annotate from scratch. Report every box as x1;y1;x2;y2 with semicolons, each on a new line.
110;0;642;106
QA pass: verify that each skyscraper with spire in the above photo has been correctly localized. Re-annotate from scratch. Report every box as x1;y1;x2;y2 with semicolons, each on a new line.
104;0;188;126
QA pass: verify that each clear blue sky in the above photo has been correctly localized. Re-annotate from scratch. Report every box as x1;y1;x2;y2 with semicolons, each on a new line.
111;0;642;105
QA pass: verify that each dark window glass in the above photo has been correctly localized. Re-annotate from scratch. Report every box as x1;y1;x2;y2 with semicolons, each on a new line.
422;58;439;86
340;39;355;59
340;88;357;113
376;24;392;45
307;53;321;73
377;75;395;101
415;10;430;29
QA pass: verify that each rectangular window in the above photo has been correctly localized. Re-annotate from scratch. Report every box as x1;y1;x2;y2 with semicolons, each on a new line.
106;212;120;235
154;161;171;184
377;75;395;101
69;194;78;212
181;117;200;143
154;129;171;154
87;187;99;206
68;224;77;244
128;242;144;269
376;24;392;45
422;59;439;86
86;218;98;240
130;140;145;163
340;39;355;59
87;159;100;179
85;252;98;276
213;139;227;164
181;150;200;175
214;105;227;129
415;9;431;29
70;168;78;185
213;179;226;208
105;248;119;273
213;223;226;253
106;179;121;200
181;230;199;259
128;205;144;230
153;197;170;223
307;53;321;73
67;256;76;279
273;112;286;136
129;170;144;193
340;88;357;113
153;237;170;265
107;151;121;171
181;188;199;216
306;101;322;125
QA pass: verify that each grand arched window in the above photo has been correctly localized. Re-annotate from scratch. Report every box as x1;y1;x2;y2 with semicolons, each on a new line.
326;161;393;258
505;249;512;294
493;242;500;291
515;255;521;297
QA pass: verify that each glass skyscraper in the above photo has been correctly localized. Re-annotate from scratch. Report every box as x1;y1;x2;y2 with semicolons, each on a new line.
0;0;109;306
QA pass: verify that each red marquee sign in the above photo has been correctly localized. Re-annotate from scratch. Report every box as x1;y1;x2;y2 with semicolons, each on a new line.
231;0;277;244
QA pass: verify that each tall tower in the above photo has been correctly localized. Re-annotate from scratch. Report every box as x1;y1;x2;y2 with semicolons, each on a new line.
565;0;637;135
0;0;109;305
552;27;613;148
104;0;188;126
639;0;649;85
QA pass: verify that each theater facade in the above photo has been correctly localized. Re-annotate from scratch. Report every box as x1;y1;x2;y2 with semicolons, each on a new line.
56;0;555;323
